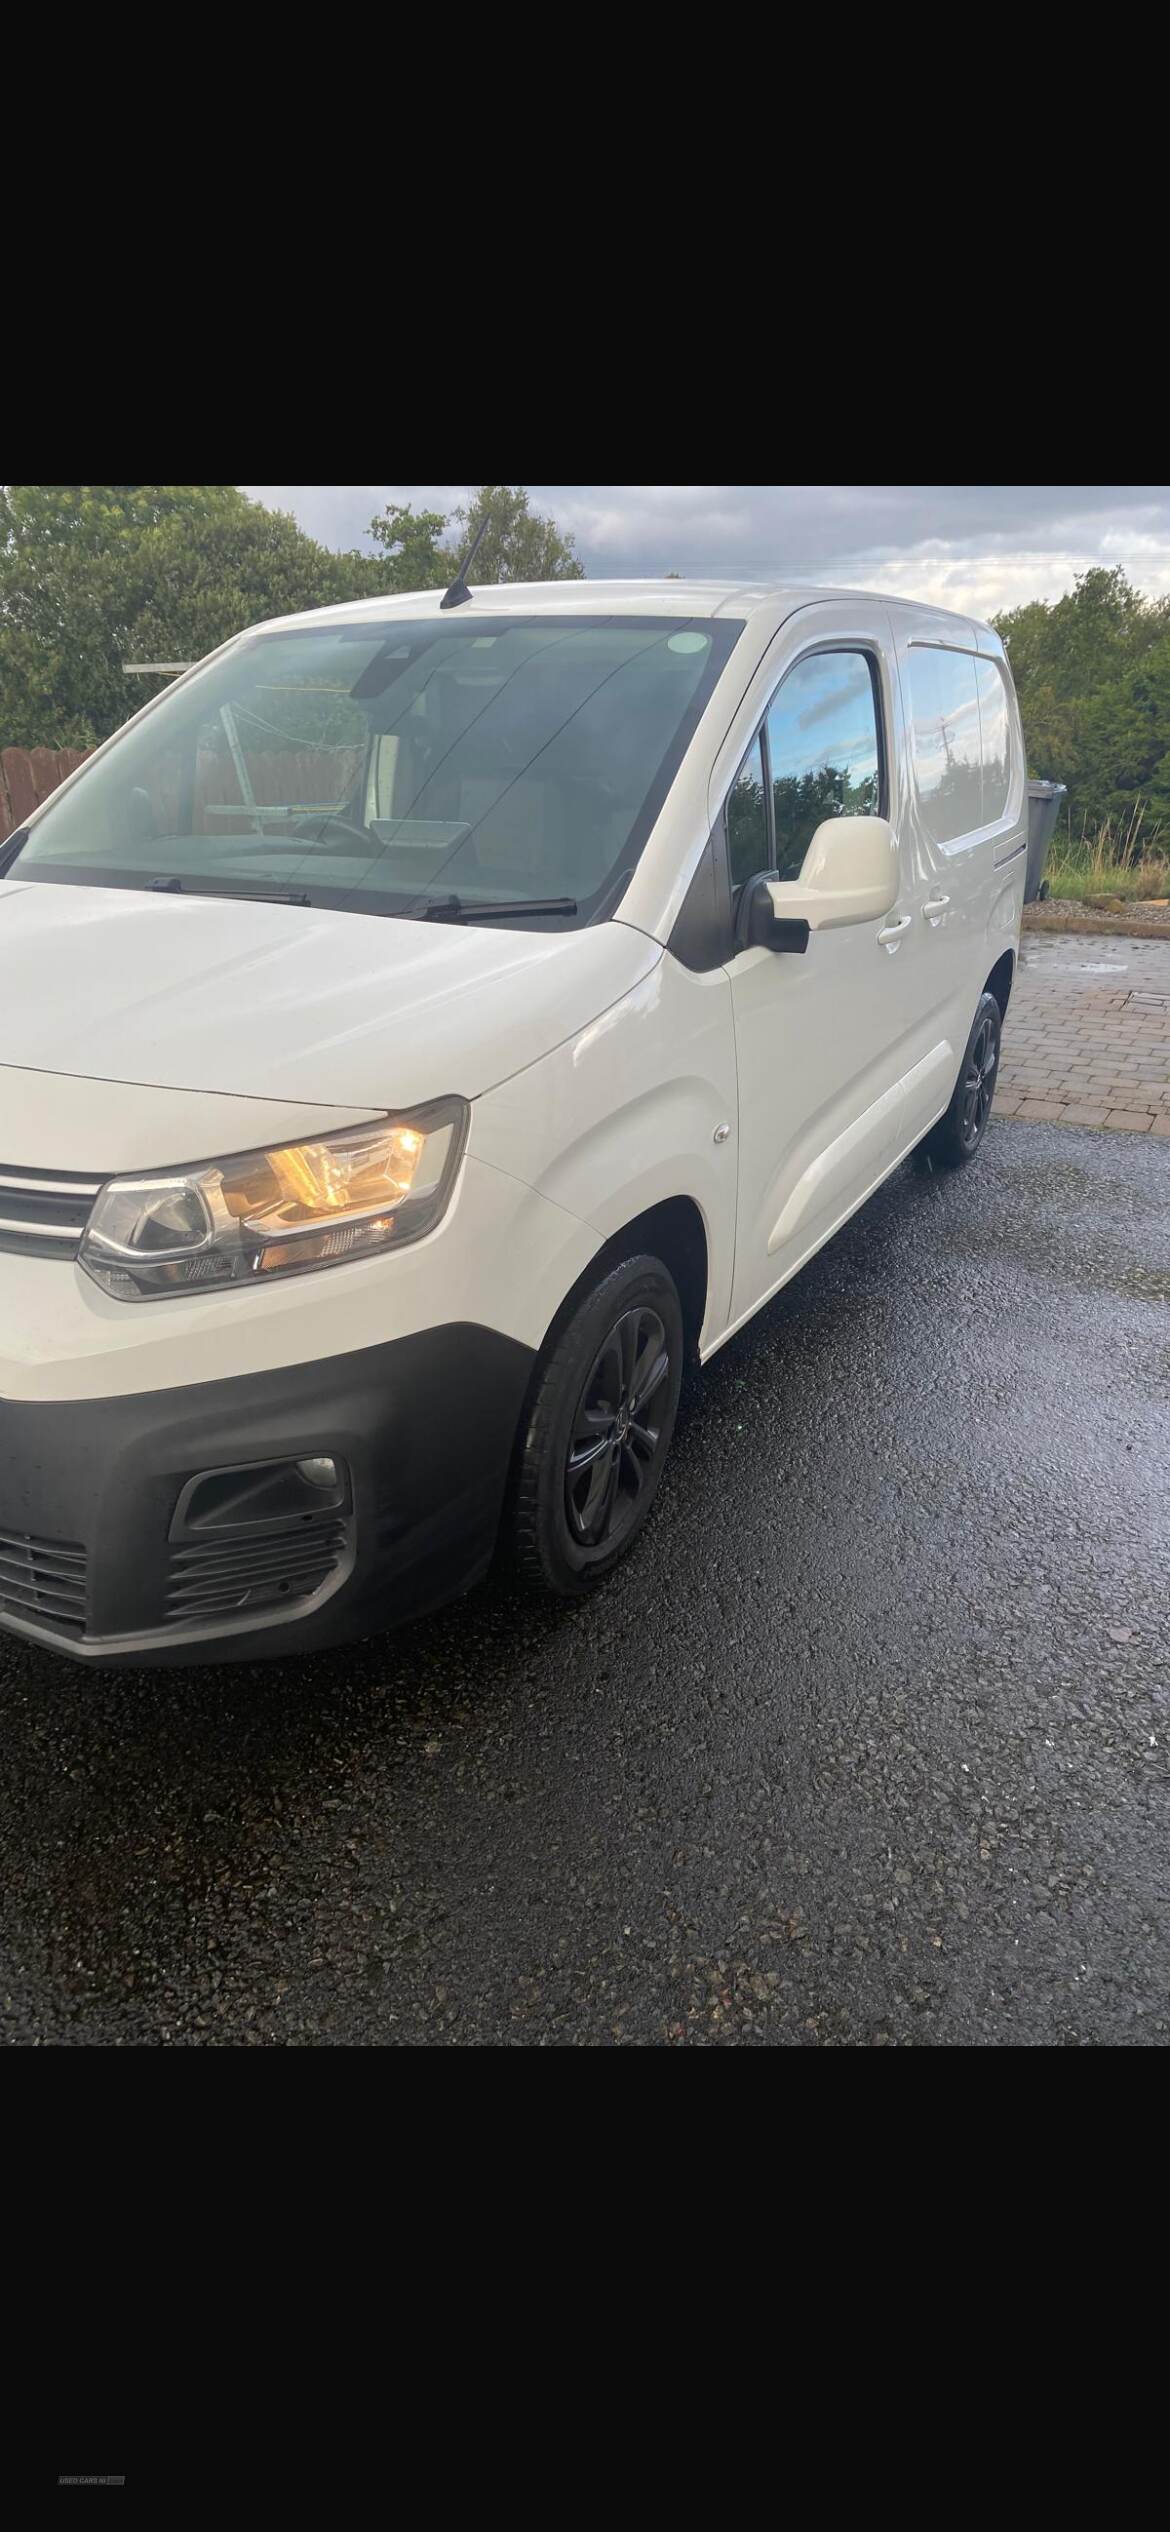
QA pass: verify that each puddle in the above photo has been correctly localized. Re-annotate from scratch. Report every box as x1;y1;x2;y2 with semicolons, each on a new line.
1041;961;1128;975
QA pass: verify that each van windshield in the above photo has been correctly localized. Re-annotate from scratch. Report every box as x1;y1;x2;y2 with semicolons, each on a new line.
10;614;740;927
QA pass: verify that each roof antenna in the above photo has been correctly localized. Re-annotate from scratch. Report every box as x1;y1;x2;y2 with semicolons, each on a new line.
439;512;491;611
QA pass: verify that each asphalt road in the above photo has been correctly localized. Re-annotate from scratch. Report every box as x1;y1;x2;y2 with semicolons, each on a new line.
2;1120;1168;2046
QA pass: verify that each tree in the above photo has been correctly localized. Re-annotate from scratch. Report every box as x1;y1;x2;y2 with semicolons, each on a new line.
995;568;1168;721
0;485;389;744
367;502;449;590
0;482;588;750
367;484;585;589
992;566;1170;838
130;503;387;697
1079;636;1170;831
441;484;584;585
0;485;238;744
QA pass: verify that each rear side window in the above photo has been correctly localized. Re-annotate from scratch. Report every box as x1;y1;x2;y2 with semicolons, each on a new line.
727;734;769;887
907;647;984;846
765;651;882;878
974;656;1012;823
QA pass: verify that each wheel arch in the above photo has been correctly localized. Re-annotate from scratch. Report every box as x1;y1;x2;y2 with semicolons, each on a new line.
535;1193;710;1369
983;946;1016;1019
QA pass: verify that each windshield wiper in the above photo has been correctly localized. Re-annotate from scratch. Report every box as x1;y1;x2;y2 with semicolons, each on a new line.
149;876;313;906
417;895;578;924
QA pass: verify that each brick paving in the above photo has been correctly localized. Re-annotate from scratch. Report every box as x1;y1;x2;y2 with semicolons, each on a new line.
997;931;1170;1138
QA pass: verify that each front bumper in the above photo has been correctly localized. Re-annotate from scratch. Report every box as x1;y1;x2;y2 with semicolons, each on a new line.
0;1325;534;1666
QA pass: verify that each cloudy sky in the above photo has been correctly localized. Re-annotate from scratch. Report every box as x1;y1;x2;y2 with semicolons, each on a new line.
243;485;1170;616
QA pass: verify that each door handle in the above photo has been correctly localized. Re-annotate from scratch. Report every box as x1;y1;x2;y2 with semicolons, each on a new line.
877;914;912;949
922;893;951;922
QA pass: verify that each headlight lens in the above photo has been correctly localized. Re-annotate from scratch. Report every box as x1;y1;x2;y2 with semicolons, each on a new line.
79;1099;468;1302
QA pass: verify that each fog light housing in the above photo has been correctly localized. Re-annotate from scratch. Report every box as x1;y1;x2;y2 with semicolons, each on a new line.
169;1455;350;1538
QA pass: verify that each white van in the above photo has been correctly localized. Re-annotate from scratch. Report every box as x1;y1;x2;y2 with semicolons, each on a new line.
0;580;1025;1665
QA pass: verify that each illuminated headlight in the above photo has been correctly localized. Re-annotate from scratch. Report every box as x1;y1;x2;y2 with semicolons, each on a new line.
79;1100;468;1302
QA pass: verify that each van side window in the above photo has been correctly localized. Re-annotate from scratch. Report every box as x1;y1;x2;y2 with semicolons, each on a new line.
907;646;983;846
974;656;1011;824
726;734;769;887
765;651;882;879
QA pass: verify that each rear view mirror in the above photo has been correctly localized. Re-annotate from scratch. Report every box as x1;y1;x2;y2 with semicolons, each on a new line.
126;785;158;844
769;814;897;933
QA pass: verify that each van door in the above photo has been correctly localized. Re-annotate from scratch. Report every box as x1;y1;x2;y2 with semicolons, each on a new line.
724;605;946;1331
885;612;1013;1073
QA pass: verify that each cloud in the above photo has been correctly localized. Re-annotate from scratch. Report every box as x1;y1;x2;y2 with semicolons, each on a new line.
240;485;1170;617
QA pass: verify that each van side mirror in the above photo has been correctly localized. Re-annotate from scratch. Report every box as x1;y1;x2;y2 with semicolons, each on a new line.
768;814;898;934
737;875;811;954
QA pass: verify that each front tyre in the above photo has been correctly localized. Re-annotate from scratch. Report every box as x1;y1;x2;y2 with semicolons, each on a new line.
925;989;1002;1168
511;1253;684;1597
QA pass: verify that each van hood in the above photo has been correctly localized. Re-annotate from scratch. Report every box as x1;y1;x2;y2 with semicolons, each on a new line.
0;881;660;1111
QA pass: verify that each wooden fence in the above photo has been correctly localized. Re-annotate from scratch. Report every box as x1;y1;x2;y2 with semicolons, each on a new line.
0;744;93;840
0;743;359;844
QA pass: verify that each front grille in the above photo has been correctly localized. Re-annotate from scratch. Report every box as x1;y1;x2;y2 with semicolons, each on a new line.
0;1166;101;1259
0;1527;88;1635
165;1518;350;1626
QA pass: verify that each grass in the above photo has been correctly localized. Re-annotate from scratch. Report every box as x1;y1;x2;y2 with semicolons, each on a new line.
1046;800;1169;904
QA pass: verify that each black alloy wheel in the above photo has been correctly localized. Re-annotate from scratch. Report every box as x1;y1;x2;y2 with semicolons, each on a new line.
564;1304;671;1553
960;1005;1000;1151
924;989;1003;1169
510;1252;685;1596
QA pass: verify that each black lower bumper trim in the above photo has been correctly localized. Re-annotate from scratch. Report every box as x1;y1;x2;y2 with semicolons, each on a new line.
0;1324;535;1667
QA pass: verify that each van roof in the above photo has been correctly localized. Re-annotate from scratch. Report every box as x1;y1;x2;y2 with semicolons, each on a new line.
251;577;995;641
